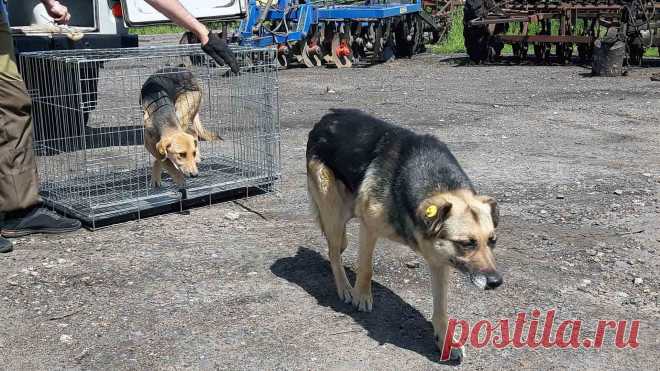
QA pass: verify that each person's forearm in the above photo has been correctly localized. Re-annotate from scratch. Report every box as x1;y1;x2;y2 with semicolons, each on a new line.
40;0;70;24
144;0;209;44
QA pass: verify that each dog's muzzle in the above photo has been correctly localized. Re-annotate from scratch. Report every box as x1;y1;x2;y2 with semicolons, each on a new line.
469;271;503;290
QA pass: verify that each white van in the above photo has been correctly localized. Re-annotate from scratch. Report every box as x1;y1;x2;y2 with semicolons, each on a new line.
8;0;247;54
9;0;247;139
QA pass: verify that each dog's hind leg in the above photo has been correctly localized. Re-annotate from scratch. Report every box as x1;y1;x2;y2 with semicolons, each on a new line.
307;159;353;303
191;113;221;141
175;89;220;141
351;224;377;312
327;221;352;303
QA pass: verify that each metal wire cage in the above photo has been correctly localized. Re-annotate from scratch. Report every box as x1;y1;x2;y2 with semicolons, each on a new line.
19;44;280;229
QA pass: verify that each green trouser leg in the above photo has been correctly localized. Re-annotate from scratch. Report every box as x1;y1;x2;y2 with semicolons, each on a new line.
0;11;40;213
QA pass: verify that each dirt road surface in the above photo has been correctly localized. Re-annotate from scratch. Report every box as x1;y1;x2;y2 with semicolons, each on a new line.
1;46;659;370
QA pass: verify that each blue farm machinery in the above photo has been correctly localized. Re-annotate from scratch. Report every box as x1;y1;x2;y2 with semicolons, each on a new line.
226;0;658;68
235;0;460;68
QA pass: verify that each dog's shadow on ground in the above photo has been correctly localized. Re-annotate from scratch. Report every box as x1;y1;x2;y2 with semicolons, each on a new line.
271;246;448;364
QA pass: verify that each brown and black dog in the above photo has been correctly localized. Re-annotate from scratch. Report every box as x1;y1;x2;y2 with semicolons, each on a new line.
306;109;503;362
141;67;219;187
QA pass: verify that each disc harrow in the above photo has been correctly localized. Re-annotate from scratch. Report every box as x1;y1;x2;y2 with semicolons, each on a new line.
238;0;461;69
464;0;660;64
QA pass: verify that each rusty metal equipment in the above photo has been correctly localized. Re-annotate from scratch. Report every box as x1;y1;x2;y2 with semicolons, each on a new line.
464;0;660;64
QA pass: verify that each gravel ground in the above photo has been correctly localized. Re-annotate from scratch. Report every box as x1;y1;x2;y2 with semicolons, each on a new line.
1;40;659;370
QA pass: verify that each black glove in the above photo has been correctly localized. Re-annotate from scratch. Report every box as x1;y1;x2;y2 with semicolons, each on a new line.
201;32;240;74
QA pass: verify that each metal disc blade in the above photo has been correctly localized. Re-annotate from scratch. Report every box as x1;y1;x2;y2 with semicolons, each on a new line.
276;53;288;69
302;43;322;68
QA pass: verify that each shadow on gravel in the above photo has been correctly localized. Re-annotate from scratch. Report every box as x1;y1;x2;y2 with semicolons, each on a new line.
271;246;453;365
447;56;660;69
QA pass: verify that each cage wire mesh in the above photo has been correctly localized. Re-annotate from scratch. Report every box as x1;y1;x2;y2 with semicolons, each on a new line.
19;44;280;229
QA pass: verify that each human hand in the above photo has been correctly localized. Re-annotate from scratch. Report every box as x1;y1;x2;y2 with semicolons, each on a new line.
201;32;240;74
42;0;71;24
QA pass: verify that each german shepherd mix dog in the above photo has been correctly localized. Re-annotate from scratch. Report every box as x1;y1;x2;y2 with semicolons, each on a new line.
141;67;220;187
306;109;503;362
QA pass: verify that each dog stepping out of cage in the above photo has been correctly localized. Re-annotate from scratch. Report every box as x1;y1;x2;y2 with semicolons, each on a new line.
141;67;220;188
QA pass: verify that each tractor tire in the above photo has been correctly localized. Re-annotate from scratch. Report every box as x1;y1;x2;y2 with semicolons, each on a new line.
394;17;413;58
627;35;644;66
463;0;489;63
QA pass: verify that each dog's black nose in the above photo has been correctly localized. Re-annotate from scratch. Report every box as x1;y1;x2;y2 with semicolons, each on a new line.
485;272;503;290
190;173;199;178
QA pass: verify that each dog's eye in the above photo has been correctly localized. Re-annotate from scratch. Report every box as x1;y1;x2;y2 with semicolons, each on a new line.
193;151;197;157
456;239;477;250
488;236;497;248
180;152;187;158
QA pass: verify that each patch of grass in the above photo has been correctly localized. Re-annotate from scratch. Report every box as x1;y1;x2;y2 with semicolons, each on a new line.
498;18;558;55
129;24;184;35
432;7;465;54
129;21;227;35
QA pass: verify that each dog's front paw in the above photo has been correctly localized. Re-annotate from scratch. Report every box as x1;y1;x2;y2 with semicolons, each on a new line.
150;176;162;188
351;288;373;312
336;282;353;304
447;344;465;364
435;334;466;364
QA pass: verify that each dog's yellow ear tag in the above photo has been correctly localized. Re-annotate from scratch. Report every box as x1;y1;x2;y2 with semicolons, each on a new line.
425;205;438;218
319;168;329;183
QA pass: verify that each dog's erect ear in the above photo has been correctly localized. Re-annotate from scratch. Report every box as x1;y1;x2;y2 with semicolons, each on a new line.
478;195;499;228
156;137;172;157
185;126;199;141
418;198;452;238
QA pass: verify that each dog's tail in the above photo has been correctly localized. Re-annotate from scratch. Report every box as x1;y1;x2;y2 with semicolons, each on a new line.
191;113;222;141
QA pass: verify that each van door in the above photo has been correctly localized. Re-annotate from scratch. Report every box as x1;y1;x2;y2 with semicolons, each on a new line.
120;0;247;26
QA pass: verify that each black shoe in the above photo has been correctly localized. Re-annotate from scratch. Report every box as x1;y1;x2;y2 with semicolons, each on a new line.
0;236;12;253
1;206;81;238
